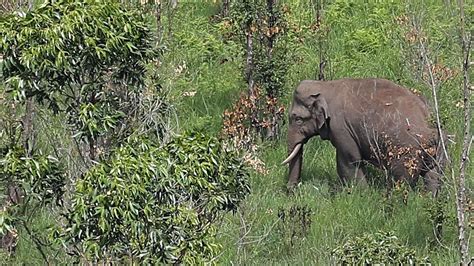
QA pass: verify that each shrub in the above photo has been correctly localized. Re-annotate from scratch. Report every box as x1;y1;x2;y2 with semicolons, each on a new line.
0;146;66;256
61;132;250;264
332;231;429;264
0;147;65;207
222;87;285;151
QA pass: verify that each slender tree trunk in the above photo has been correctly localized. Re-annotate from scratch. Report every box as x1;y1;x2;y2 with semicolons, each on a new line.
418;38;450;163
244;7;258;141
314;0;326;81
455;1;471;264
246;23;254;94
222;0;230;17
22;97;35;156
167;0;177;40
266;0;275;56
265;0;279;140
155;0;162;37
88;136;96;161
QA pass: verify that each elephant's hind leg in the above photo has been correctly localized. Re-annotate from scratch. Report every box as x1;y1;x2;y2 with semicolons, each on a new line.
422;169;442;197
387;159;421;189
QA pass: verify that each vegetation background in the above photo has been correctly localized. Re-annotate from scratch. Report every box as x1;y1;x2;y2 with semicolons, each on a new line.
0;0;472;264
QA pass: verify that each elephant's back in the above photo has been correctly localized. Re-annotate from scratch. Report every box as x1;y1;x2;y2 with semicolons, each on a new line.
342;78;431;120
298;78;434;132
341;78;437;149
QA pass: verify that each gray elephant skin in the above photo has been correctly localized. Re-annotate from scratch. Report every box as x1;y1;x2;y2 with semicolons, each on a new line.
282;78;443;194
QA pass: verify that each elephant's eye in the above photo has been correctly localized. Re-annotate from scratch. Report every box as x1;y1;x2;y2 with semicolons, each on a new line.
295;117;303;125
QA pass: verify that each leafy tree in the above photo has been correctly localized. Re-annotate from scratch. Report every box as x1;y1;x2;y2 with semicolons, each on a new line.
0;0;158;160
228;0;289;98
60;132;250;264
0;0;163;260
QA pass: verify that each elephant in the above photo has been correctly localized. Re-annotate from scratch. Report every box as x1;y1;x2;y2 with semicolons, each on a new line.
282;78;444;195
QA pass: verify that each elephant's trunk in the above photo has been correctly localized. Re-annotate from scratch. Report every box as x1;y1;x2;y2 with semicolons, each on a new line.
285;142;303;188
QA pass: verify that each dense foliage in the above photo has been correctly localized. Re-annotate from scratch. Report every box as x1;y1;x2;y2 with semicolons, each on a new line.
0;147;65;207
0;145;65;247
0;101;66;257
332;231;430;264
0;0;167;262
1;0;154;100
0;0;158;158
62;132;250;264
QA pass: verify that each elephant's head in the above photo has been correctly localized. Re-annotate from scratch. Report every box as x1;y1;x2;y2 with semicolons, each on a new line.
282;88;330;188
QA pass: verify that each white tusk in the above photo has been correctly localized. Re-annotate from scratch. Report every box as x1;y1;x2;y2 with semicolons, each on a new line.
281;143;302;165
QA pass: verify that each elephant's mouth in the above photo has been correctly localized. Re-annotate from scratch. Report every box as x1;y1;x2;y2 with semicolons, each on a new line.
281;143;303;165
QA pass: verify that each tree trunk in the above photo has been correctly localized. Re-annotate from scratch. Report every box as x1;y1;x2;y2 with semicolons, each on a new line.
155;0;162;37
88;136;96;161
265;0;279;140
246;23;254;94
315;0;326;81
266;0;276;55
222;0;230;17
167;0;177;40
22;97;35;156
418;37;450;163
455;1;471;264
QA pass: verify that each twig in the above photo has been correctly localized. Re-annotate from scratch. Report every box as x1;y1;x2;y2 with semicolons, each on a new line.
22;220;49;265
467;136;473;157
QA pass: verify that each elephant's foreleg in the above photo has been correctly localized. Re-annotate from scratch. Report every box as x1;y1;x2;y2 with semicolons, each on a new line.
336;151;367;186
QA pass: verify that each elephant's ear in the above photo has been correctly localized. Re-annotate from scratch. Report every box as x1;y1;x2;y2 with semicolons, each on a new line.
310;93;330;129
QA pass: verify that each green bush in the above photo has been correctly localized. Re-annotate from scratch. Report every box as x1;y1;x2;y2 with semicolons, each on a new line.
0;147;65;206
62;132;250;264
332;231;430;264
0;146;66;248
